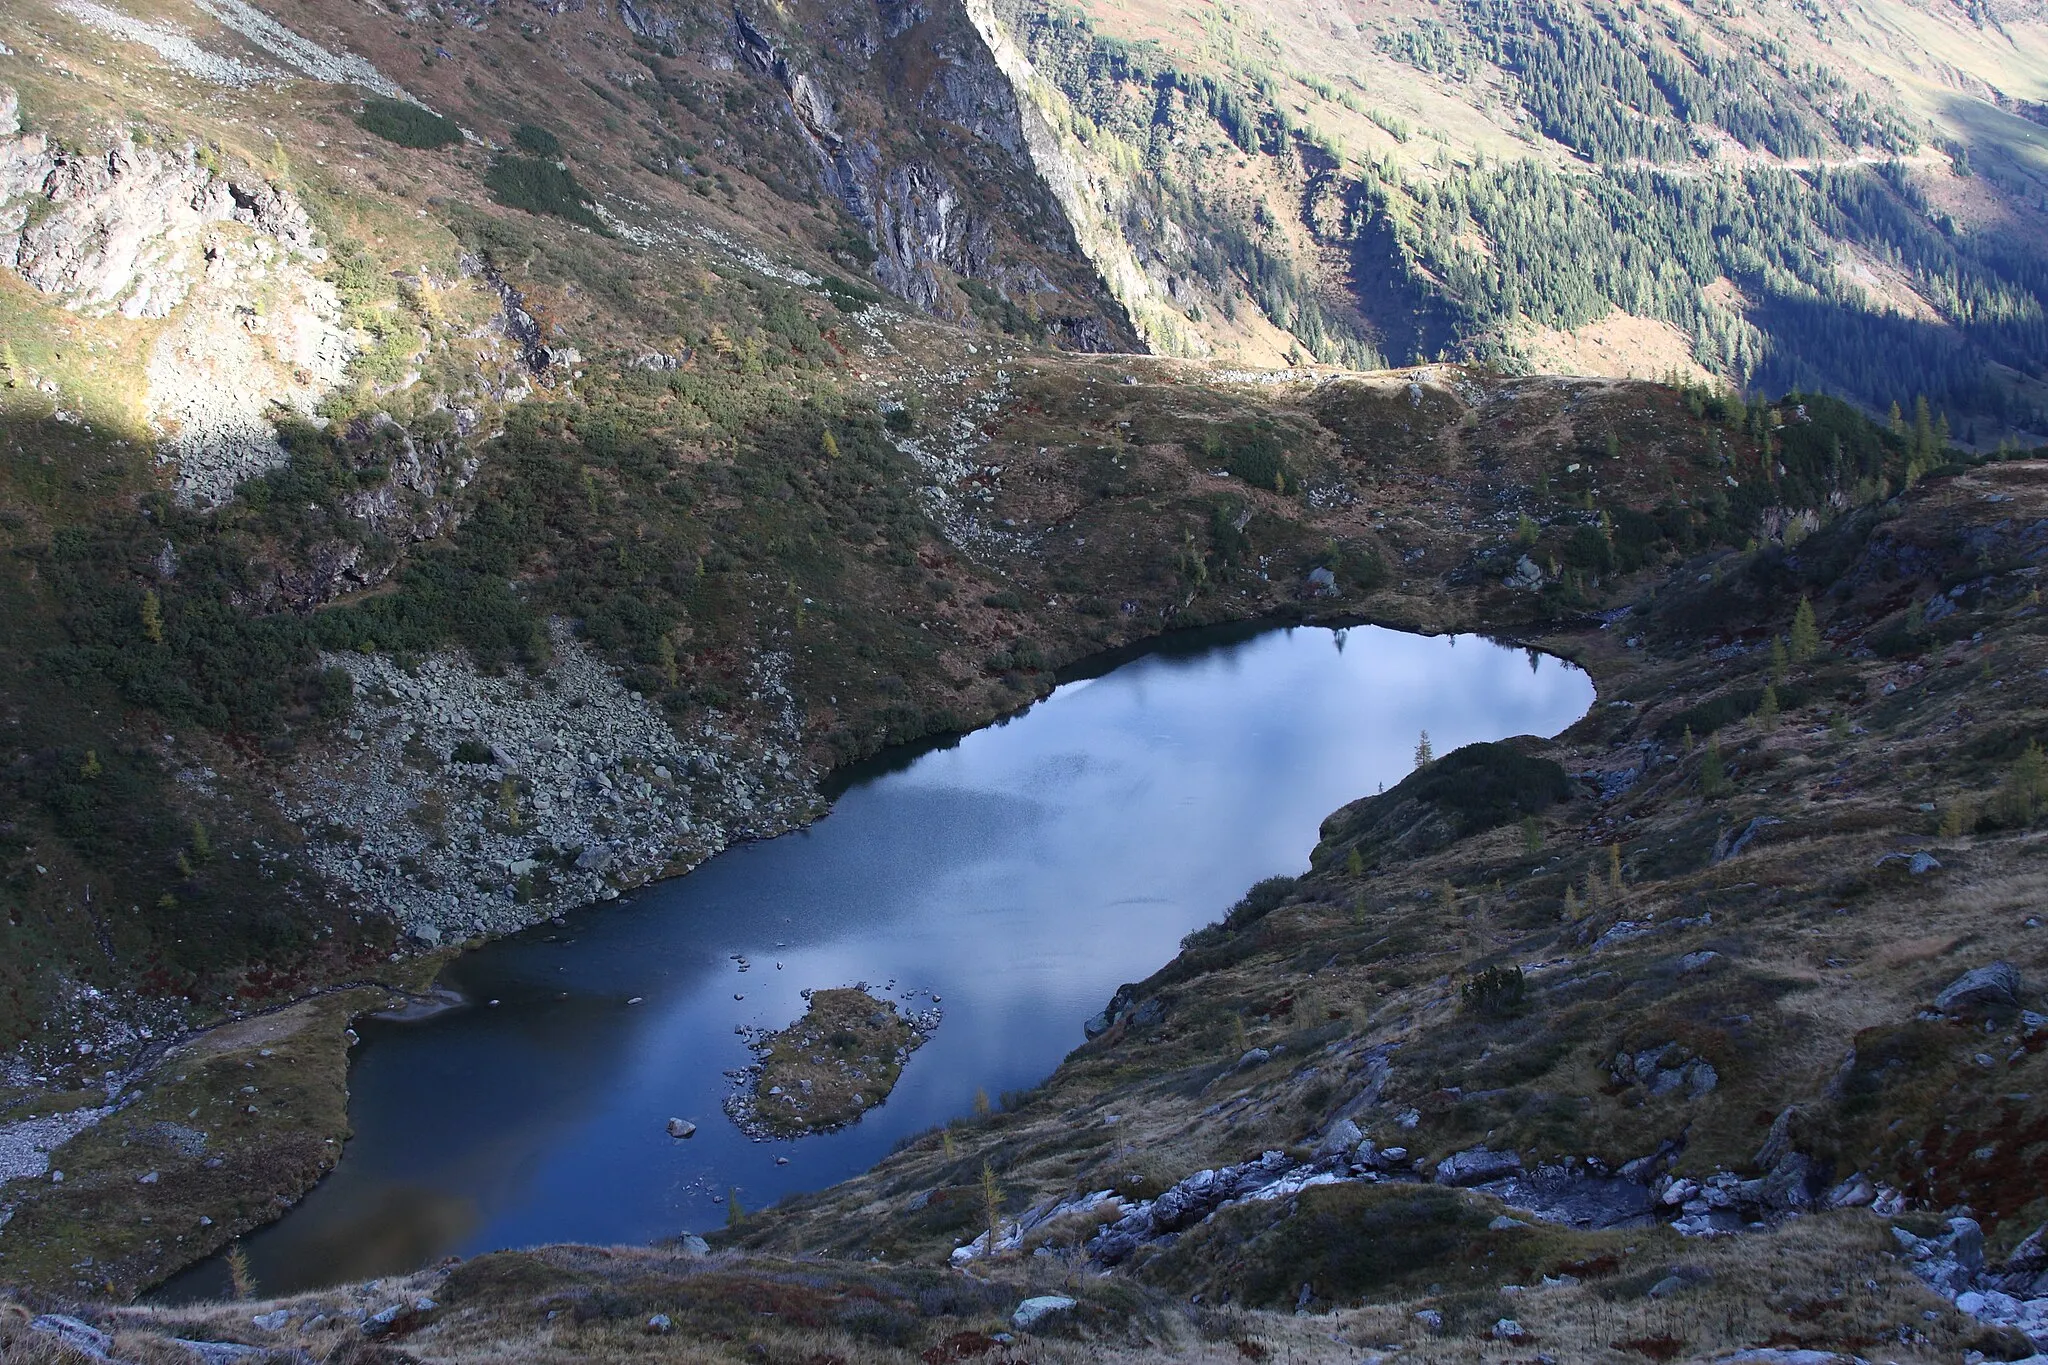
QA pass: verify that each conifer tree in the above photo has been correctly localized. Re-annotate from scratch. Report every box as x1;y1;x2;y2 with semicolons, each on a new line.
981;1161;1002;1260
1790;598;1820;664
227;1241;254;1298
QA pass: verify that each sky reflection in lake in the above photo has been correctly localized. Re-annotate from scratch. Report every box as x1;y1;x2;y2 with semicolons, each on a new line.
173;623;1591;1298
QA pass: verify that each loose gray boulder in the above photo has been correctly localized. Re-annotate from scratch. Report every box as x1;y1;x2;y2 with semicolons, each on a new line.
29;1317;116;1363
1937;962;2022;1016
1315;1117;1363;1157
169;1342;268;1364
1950;1215;1986;1272
1012;1295;1077;1330
1085;984;1165;1039
666;1117;697;1139
1435;1147;1523;1186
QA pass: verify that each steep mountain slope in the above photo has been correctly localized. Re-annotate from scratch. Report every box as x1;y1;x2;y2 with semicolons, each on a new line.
0;0;1157;1066
971;0;2048;437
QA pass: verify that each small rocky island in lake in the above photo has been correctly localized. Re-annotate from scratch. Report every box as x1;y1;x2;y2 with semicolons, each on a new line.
725;987;937;1137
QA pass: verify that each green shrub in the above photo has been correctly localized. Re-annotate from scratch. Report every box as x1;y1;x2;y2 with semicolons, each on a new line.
959;278;1043;339
829;225;878;265
1462;964;1527;1016
1563;523;1614;574
356;97;462;149
821;275;883;313
1983;741;2048;829
1222;875;1297;931
1330;542;1388;593
484;155;602;228
1151;1182;1515;1307
451;738;495;764
1193;423;1298;494
511;123;562;157
1398;741;1573;835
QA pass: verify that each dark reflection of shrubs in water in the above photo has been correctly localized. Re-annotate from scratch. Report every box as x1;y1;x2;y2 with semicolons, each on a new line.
166;1186;477;1302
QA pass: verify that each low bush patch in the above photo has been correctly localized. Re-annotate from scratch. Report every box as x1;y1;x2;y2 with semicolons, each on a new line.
357;97;462;149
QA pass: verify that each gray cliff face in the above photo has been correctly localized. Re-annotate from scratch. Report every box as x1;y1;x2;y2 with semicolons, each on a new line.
0;109;354;505
619;0;1135;348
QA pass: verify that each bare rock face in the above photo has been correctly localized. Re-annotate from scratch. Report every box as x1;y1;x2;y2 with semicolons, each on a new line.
143;241;355;507
616;0;1133;346
2;129;313;316
0;107;353;505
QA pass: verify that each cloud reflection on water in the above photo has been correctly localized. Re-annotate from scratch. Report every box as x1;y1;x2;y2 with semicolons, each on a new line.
183;625;1588;1299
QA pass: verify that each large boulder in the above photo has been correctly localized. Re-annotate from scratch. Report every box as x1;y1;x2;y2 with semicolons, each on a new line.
1315;1117;1364;1158
1936;962;2022;1017
1435;1147;1523;1187
1012;1295;1076;1330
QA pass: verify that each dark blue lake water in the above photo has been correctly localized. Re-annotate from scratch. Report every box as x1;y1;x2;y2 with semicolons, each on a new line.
164;623;1591;1298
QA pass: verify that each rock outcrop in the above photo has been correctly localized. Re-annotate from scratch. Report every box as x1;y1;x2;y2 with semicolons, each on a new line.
0;110;353;504
616;0;1134;346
